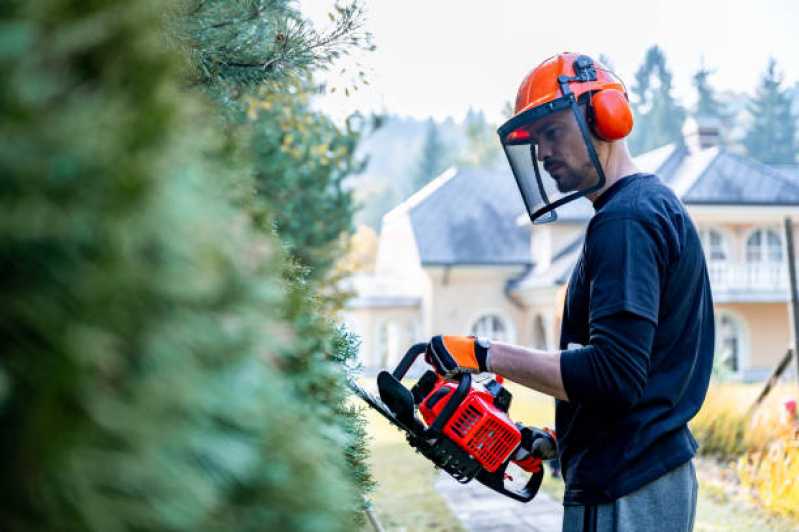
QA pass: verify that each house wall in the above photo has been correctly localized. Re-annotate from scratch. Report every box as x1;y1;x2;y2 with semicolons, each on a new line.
375;209;426;291
715;302;792;379
529;223;584;271
341;305;423;369
423;265;529;343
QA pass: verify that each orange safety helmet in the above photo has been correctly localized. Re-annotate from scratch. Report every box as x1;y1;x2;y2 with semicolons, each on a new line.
497;53;634;224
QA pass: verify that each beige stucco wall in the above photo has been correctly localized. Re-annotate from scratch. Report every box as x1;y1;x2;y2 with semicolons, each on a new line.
423;265;529;343
529;223;584;271
341;305;422;369
715;302;792;375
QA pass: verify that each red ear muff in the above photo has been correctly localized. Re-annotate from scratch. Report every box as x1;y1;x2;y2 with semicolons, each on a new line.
589;89;633;141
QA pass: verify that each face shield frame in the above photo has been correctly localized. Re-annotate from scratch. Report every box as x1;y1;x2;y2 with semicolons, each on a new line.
497;78;607;224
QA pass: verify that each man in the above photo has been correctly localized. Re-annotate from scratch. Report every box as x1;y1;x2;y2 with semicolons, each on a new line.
425;53;714;531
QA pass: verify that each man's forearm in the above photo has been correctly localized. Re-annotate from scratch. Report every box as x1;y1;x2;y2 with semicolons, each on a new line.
487;341;569;401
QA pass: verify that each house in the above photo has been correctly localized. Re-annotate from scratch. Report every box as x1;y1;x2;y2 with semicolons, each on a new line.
341;121;799;381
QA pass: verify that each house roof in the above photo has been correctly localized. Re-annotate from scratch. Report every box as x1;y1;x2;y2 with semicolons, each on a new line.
386;144;799;270
400;165;532;266
509;144;799;292
681;153;799;204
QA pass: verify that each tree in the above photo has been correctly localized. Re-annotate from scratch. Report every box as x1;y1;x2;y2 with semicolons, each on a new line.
693;64;725;121
174;0;376;513
0;0;360;529
628;46;686;155
249;83;363;283
414;119;448;191
743;58;798;165
459;108;501;167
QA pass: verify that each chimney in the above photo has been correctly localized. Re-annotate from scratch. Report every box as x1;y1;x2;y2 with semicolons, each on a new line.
682;116;722;151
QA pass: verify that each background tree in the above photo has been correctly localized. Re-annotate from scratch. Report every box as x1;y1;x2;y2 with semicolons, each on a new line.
0;0;362;530
413;119;448;191
628;45;686;155
459;108;501;167
694;64;726;121
743;58;798;164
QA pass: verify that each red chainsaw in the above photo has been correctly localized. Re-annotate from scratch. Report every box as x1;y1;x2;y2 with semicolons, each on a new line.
349;342;557;502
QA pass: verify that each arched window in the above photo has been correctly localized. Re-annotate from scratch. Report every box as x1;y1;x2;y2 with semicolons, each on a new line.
715;312;746;377
698;228;727;263
471;314;509;342
746;228;783;263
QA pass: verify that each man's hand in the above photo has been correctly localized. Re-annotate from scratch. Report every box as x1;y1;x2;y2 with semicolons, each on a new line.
425;335;490;377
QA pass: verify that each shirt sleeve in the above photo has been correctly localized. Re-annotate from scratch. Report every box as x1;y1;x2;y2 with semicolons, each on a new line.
560;312;655;409
559;215;667;408
584;215;667;325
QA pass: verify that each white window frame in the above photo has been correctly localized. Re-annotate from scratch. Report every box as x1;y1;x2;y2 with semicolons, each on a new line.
745;227;783;264
714;309;749;379
698;227;729;263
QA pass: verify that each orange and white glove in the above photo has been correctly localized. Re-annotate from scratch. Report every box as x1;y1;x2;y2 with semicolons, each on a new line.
425;335;491;376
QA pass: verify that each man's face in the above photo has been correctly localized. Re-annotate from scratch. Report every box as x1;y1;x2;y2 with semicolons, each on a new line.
528;108;599;193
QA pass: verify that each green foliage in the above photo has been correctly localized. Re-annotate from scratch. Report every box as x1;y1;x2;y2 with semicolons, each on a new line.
413;119;448;191
173;0;375;510
743;58;798;165
249;83;362;282
693;64;730;124
415;119;446;188
0;0;360;530
459;108;500;167
172;0;373;92
628;45;686;155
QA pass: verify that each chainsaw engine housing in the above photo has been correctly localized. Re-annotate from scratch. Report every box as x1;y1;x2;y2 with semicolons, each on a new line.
418;378;521;473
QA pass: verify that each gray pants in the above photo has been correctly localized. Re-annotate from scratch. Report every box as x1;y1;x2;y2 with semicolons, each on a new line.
562;460;698;532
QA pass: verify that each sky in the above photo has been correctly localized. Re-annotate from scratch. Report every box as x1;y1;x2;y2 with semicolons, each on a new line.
300;0;799;123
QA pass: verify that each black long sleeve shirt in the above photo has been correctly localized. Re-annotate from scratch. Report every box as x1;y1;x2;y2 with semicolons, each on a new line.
556;173;715;506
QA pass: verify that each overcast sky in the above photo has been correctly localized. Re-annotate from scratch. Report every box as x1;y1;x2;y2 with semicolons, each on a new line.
300;0;799;123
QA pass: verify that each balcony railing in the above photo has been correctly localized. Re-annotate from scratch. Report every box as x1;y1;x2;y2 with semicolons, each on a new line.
707;261;788;294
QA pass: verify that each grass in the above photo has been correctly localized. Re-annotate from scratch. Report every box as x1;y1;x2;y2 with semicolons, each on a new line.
362;407;465;532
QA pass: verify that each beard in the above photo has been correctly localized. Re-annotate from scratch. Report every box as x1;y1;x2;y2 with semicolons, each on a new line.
550;161;597;193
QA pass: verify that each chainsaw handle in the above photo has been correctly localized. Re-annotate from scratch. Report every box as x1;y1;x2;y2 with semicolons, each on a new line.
429;372;471;435
392;342;429;380
476;461;544;503
391;343;471;437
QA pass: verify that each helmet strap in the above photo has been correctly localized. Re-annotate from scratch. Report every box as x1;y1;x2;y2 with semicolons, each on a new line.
556;75;607;198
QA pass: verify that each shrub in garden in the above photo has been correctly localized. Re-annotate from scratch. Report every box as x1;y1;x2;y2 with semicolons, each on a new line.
689;384;758;459
0;1;361;530
172;0;376;504
737;392;799;520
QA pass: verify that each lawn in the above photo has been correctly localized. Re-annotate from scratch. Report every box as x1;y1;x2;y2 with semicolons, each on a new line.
360;380;799;532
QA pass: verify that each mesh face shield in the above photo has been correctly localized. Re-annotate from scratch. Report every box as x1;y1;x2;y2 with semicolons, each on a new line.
498;95;606;224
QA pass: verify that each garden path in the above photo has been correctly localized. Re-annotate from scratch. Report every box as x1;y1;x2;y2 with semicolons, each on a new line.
435;473;563;532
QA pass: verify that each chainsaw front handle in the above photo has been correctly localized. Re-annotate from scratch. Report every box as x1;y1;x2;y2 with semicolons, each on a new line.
390;342;472;437
391;342;428;380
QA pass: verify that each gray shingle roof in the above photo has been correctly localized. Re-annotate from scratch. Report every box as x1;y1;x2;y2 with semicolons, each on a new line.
683;151;799;204
401;147;799;267
408;166;532;265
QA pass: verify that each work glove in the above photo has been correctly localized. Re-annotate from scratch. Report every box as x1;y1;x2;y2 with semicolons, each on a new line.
425;335;491;377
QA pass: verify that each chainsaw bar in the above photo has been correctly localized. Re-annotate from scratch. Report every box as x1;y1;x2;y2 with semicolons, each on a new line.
347;377;417;434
